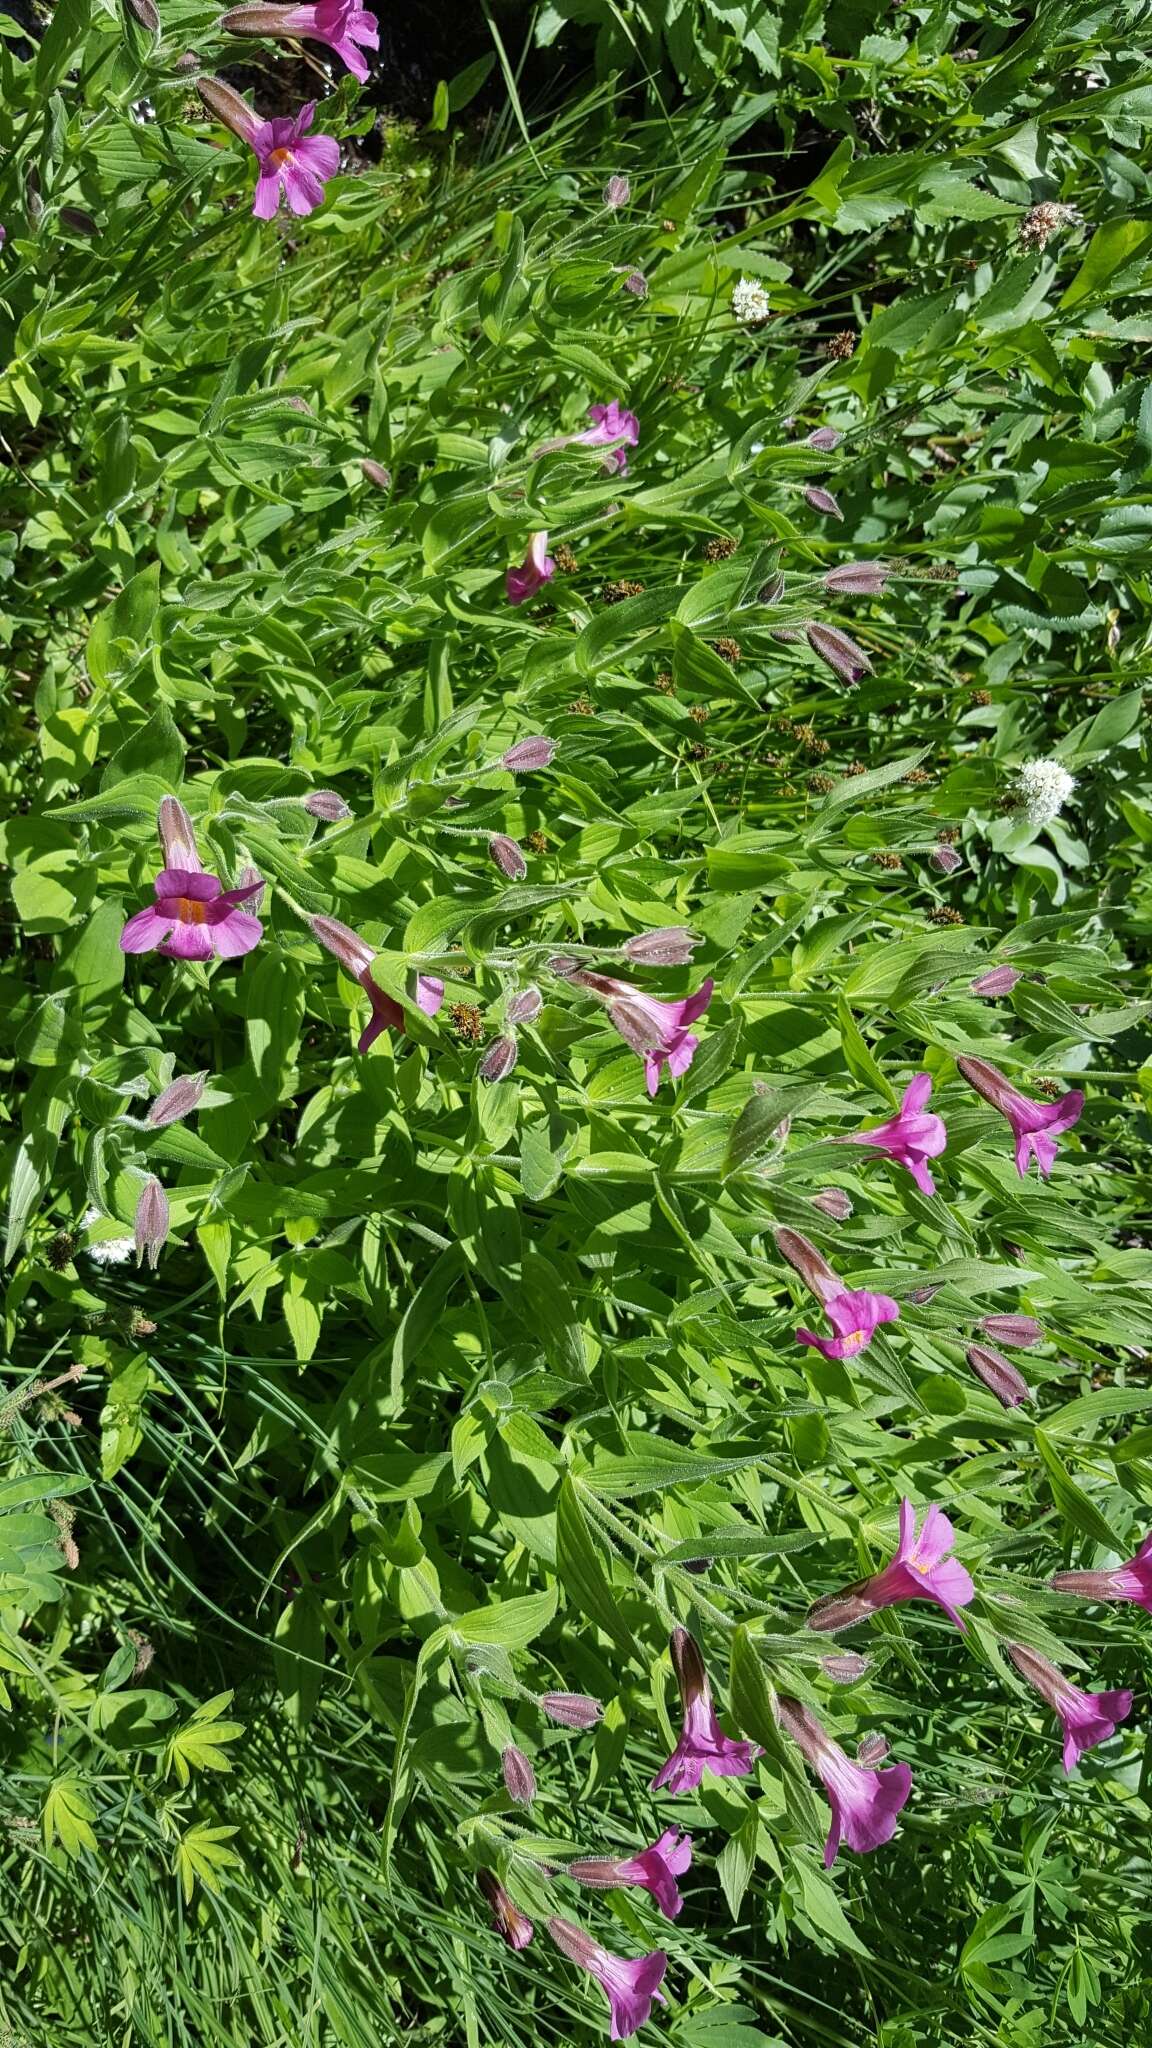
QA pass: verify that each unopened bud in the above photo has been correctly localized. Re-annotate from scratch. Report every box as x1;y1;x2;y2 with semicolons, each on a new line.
806;426;842;452
60;207;98;237
823;561;888;596
804;485;843;520
857;1732;889;1765
774;1226;843;1305
196;75;260;145
507;987;542;1024
970;965;1021;997
540;1691;602;1729
966;1342;1031;1408
133;1178;169;1271
806;1586;875;1633
147;1072;206;1128
603;174;630;207
304;789;352;823
489;834;527;881
979;1313;1044;1349
757;572;786;604
477;1869;534;1950
822;1651;870;1682
502;735;555;773
622;927;699;967
501;1743;536;1805
811;1188;852;1222
157;794;201;872
127;0;160;25
479;1036;518;1082
360;459;391;490
806;621;873;685
931;845;962;874
906;1285;939;1305
237;864;265;914
547;955;581;979
622;269;647;298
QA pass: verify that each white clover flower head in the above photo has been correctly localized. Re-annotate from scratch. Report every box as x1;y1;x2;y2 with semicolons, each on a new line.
1014;757;1077;826
731;276;771;326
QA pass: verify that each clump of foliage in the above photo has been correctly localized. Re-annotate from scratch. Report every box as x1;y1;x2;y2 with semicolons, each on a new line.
2;2;1152;2045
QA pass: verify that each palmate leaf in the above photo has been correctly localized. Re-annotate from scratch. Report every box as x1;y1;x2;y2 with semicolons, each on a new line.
164;1693;245;1788
41;1775;98;1860
173;1822;243;1904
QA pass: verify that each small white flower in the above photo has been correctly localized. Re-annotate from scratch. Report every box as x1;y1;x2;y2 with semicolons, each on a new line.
1014;758;1077;826
731;276;771;326
83;1206;135;1266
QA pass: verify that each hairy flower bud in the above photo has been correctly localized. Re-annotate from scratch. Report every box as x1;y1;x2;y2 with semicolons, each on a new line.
360;459;391;490
970;965;1021;997
966;1342;1031;1408
479;1036;518;1082
477;1869;534;1950
134;1178;169;1271
807;1586;876;1633
304;789;352;822
147;1072;206;1128
931;845;962;874
540;1691;603;1730
774;1226;843;1305
127;0;161;26
804;486;843;520
489;834;527;881
507;986;542;1024
60;207;98;237
822;561;889;596
807;426;842;452
157;794;201;873
603;174;630;208
501;1743;536;1806
196;75;261;145
622;927;699;967
811;1188;853;1222
979;1313;1044;1349
857;1732;889;1766
622;269;648;298
806;622;873;685
502;735;555;773
822;1651;870;1683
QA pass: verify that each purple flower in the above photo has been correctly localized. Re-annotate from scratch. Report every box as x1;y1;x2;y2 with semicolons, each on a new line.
970;965;1022;997
966;1342;1031;1407
134;1177;170;1270
547;1918;667;2042
221;0;379;81
1008;1643;1133;1772
776;1696;912;1867
571;971;714;1097
502;735;555;772
837;1073;948;1197
956;1055;1084;1178
310;914;443;1053
540;1691;603;1729
147;1073;207;1127
577;400;640;473
810;1499;973;1634
806;621;873;684
121;868;264;963
822;561;889;596
570;1829;692;1920
477;1870;534;1950
805;486;843;519
506;531;556;607
979;1313;1043;1349
1051;1533;1152;1613
501;1743;535;1805
651;1627;758;1794
797;1288;900;1361
250;102;340;220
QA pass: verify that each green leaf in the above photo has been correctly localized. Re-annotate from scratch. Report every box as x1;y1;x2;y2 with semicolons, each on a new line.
174;1822;242;1904
42;1775;98;1859
555;1478;636;1659
1035;1430;1120;1549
